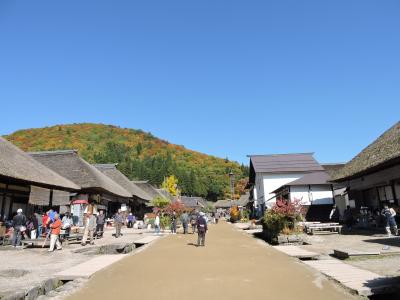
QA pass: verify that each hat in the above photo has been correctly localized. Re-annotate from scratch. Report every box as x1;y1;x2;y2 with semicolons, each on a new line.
199;212;205;216
17;208;23;213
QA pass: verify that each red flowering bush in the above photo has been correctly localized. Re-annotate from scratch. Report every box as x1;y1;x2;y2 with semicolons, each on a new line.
164;201;186;216
263;198;304;242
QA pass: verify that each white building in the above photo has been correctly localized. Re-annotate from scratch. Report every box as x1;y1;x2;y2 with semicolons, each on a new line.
248;153;334;218
272;171;334;205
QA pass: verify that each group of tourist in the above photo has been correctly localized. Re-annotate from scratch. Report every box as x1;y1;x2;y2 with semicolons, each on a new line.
329;204;398;236
153;210;210;246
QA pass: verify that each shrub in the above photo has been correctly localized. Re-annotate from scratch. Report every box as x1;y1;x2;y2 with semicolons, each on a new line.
262;199;304;243
230;205;240;222
151;196;170;209
160;215;172;229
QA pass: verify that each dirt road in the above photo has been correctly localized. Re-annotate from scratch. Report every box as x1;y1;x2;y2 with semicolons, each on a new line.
68;221;358;300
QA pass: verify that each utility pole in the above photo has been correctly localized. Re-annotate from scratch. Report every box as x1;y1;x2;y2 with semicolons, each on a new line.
229;171;234;205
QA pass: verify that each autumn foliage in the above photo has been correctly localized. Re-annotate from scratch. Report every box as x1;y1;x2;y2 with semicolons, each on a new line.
5;123;249;201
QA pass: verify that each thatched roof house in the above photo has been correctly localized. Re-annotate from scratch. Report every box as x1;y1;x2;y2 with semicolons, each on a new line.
93;164;152;201
179;196;207;209
214;194;250;209
0;137;79;191
332;122;400;181
132;181;166;201
214;199;233;209
331;122;400;212
30;150;131;198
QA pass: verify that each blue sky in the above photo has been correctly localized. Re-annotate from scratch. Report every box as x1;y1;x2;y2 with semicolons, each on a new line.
0;0;399;164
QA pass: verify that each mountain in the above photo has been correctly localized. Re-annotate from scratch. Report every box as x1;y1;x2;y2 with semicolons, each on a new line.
4;123;249;201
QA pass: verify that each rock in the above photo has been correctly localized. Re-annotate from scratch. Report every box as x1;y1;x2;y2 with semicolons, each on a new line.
43;279;55;294
25;286;42;300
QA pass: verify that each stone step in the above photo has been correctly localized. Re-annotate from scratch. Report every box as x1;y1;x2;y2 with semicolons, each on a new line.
55;255;127;280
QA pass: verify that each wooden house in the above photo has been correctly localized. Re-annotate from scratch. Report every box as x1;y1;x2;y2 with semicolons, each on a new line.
30;150;131;223
93;164;153;217
0;138;79;220
331;122;400;213
248;153;326;216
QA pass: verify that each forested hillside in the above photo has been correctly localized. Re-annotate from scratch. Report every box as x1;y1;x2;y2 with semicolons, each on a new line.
5;123;248;200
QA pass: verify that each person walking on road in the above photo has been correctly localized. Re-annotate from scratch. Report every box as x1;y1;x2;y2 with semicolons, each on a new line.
343;206;354;231
81;212;97;246
171;211;177;234
191;214;197;234
154;213;160;235
114;209;124;238
96;210;105;237
196;212;208;247
181;212;189;234
48;214;62;252
12;208;27;247
382;204;398;237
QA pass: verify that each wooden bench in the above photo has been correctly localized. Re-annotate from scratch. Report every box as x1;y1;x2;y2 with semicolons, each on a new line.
62;234;83;245
305;223;343;235
21;238;49;248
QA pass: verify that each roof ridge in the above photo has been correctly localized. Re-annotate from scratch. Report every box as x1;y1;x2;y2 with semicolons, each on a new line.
92;163;118;169
247;153;315;157
29;149;78;156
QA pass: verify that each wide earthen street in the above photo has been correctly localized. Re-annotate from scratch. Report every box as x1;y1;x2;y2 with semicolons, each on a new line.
67;222;358;300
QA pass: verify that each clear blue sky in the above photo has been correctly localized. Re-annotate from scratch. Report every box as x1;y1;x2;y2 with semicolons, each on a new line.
1;1;399;164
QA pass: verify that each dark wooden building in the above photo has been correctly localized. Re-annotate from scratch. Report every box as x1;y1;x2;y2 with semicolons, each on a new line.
331;122;400;212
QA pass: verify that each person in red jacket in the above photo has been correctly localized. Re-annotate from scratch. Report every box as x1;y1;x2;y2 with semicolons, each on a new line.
48;214;62;252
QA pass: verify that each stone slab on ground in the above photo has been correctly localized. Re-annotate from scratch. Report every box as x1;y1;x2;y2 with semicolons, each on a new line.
55;255;127;280
333;249;380;259
133;235;160;245
233;223;251;230
244;229;263;234
273;245;319;259
303;259;399;296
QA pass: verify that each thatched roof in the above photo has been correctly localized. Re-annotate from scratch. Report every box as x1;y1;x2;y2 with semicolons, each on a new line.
179;196;207;208
132;181;164;200
214;194;250;208
93;164;152;201
157;189;175;201
0;137;79;190
332;122;400;181
30;150;131;198
214;199;233;208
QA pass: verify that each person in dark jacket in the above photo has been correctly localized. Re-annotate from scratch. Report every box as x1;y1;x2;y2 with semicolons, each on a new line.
196;212;208;247
181;212;189;234
12;208;27;247
96;210;105;237
329;205;340;223
171;211;177;234
343;206;353;231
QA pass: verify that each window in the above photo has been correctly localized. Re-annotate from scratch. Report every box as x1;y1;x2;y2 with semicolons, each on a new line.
377;185;395;203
